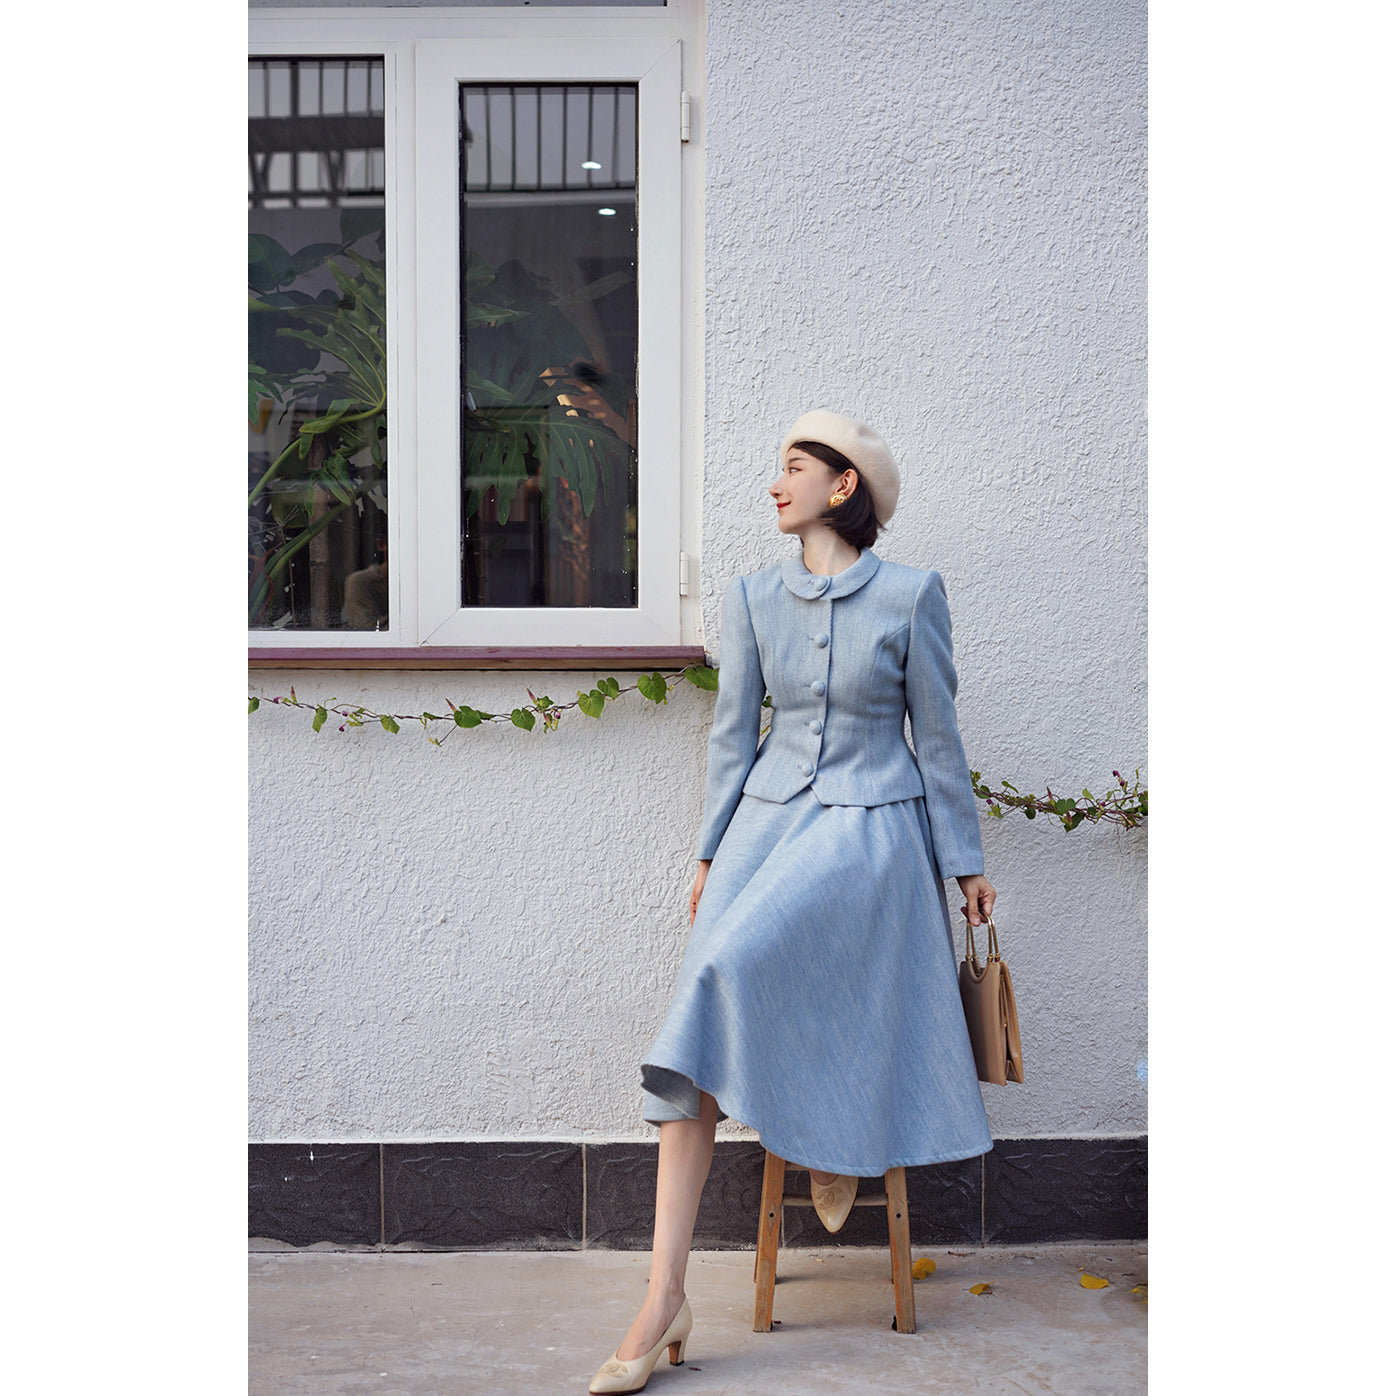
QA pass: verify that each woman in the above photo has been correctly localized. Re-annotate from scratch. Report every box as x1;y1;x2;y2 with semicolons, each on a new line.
588;410;996;1394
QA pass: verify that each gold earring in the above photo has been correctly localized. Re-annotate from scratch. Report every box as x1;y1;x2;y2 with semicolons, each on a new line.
829;491;848;508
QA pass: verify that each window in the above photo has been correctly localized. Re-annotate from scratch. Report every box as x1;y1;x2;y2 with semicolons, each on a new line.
458;82;639;613
249;9;695;661
248;56;389;633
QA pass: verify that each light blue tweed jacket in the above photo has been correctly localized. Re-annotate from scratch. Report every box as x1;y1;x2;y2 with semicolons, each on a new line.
694;545;984;879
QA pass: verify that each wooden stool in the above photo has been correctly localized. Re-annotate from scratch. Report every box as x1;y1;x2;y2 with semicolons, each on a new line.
752;1151;916;1334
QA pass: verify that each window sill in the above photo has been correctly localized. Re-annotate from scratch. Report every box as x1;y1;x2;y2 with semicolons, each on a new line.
247;645;709;672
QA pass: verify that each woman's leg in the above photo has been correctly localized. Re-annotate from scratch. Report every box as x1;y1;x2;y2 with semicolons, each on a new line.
614;1089;720;1361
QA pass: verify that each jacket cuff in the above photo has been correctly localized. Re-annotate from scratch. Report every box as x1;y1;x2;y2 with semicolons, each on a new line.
938;860;985;882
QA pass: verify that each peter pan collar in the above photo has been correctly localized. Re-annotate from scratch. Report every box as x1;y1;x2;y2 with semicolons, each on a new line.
780;546;881;601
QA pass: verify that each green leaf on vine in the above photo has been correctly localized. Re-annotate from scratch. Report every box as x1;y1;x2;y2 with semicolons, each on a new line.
251;671;1148;840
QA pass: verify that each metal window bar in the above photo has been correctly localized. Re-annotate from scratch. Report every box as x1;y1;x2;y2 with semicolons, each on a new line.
611;87;621;190
485;87;493;189
586;86;594;190
290;59;300;207
460;84;637;194
248;57;385;209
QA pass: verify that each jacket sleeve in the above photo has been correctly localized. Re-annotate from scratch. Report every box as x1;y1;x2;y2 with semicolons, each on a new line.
904;569;985;880
693;575;767;861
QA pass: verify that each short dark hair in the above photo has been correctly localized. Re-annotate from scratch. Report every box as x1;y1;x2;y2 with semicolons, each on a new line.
791;439;883;550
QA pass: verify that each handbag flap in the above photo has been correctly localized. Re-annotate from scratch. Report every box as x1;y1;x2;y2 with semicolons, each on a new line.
998;962;1025;1083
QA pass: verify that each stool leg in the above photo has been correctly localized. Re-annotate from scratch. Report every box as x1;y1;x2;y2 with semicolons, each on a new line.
753;1151;786;1332
885;1166;916;1334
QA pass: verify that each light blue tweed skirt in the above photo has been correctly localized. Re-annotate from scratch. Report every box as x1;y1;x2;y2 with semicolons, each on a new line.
640;787;993;1176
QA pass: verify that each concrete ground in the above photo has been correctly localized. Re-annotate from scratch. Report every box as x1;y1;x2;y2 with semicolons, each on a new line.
250;1242;1146;1395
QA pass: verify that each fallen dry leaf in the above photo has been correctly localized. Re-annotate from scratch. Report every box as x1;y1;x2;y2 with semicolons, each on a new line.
912;1258;936;1279
969;1282;994;1295
1080;1273;1110;1289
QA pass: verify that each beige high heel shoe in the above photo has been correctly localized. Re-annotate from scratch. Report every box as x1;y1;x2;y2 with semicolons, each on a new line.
588;1296;692;1394
810;1173;859;1233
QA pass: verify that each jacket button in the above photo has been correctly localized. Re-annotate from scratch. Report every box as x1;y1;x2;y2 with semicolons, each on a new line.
814;632;829;647
809;719;823;735
810;680;826;696
800;761;814;776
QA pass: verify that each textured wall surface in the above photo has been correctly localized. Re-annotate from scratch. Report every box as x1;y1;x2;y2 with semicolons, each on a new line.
249;672;716;1140
697;0;1147;1139
249;0;1146;1146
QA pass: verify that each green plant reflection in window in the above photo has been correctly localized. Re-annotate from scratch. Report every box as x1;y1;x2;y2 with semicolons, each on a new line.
248;216;388;629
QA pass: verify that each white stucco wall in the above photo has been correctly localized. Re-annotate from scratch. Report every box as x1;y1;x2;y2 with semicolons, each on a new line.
248;672;719;1140
249;0;1146;1145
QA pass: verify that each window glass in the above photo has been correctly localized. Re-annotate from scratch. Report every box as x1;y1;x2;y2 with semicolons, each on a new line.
460;83;639;609
248;57;389;631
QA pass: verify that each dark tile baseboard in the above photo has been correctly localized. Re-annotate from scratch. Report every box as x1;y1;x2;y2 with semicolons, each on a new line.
249;1144;381;1247
249;1137;1145;1250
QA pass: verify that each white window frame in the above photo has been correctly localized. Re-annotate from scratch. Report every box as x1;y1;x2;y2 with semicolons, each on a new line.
248;7;694;653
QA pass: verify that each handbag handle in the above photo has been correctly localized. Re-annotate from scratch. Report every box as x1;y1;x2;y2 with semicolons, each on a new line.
964;914;1000;965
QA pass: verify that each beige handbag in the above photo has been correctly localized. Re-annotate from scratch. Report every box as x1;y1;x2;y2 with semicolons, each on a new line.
958;915;1024;1085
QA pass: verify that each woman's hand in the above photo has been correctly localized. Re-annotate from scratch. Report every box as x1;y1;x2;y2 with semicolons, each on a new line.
956;874;996;926
690;860;711;925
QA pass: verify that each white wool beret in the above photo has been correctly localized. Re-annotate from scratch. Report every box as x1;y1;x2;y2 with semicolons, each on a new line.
778;409;902;525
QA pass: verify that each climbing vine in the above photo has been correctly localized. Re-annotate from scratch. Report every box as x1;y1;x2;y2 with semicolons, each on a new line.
970;769;1146;832
249;668;1146;833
